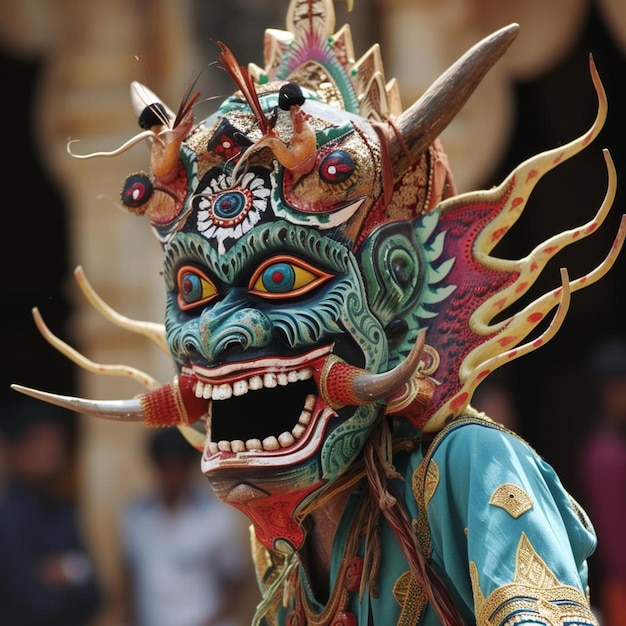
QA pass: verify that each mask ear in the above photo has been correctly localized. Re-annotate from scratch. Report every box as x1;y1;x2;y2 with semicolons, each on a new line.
356;221;425;332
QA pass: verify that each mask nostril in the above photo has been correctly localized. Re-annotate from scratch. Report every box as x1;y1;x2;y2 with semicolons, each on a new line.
217;337;246;358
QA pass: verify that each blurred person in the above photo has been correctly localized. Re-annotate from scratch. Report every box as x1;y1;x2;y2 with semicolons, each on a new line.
0;398;102;626
119;427;253;626
472;377;519;432
580;338;626;626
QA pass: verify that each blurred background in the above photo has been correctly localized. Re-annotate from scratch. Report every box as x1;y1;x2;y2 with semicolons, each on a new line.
1;0;625;624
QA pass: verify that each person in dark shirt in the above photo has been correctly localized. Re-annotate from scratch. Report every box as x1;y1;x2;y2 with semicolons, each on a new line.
0;398;102;626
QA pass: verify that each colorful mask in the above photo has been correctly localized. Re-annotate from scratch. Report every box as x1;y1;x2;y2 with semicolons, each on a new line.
14;0;625;558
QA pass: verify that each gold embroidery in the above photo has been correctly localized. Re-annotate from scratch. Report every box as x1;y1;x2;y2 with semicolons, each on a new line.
471;533;597;625
516;532;560;588
249;528;287;623
392;571;427;626
424;460;439;510
489;483;533;518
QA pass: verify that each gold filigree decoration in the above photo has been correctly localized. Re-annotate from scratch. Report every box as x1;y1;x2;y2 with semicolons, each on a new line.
489;483;533;519
470;533;597;625
385;153;430;220
392;571;427;626
288;62;345;109
423;460;439;511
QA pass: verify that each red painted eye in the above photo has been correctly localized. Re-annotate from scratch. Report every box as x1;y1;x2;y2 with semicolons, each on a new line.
121;174;154;208
319;150;355;184
176;266;218;310
249;255;334;299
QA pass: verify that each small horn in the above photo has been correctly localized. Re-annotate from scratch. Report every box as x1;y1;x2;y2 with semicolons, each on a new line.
352;331;426;402
319;332;426;408
388;23;519;181
131;81;175;123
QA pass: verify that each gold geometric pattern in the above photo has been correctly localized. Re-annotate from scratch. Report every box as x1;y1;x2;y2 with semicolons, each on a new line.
489;483;533;518
470;533;597;625
423;459;440;510
392;570;427;626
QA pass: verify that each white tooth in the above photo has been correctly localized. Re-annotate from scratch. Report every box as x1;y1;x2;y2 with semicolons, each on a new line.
262;435;280;450
233;380;249;396
264;373;277;388
202;383;213;399
232;440;246;452
218;440;232;452
287;371;298;383
208;442;219;455
299;410;311;425
292;423;306;438
213;384;232;400
304;394;316;411
297;368;313;381
245;438;263;451
249;375;263;390
277;373;289;386
278;432;295;447
194;382;204;398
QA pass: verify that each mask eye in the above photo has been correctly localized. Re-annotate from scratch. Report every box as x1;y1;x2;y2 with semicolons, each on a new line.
249;256;333;299
121;173;153;208
319;150;355;184
177;266;218;310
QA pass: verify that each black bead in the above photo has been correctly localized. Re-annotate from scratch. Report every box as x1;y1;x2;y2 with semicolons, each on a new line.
138;103;171;129
278;83;305;111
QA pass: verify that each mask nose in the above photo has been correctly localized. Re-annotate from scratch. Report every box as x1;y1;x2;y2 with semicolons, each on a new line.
196;300;273;362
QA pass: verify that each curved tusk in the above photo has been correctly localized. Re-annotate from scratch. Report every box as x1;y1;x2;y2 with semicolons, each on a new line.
10;384;144;422
351;331;426;402
75;266;169;354
387;23;519;182
11;373;207;427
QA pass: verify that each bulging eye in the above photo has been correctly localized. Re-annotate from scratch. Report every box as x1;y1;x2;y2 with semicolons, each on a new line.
319;150;355;184
249;256;333;299
121;173;154;208
212;190;251;224
177;266;218;310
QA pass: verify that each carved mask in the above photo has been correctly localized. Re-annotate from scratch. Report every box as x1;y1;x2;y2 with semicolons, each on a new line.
14;0;624;553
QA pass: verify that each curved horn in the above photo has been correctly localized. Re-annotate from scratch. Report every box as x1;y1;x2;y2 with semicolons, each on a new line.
11;384;145;422
320;332;425;407
388;23;519;181
352;331;426;402
11;373;206;427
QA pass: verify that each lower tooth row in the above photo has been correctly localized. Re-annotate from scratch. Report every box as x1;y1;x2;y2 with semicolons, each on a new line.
206;397;314;455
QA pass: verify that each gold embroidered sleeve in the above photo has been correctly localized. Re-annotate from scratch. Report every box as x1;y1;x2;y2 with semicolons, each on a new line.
470;533;598;625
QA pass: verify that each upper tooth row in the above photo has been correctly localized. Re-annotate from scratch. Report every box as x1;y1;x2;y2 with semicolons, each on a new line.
194;367;313;400
205;394;317;455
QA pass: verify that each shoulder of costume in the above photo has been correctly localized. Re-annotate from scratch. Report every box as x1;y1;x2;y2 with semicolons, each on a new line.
419;408;536;468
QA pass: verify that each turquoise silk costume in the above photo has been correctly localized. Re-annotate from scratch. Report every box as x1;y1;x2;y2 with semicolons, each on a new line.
13;1;624;624
254;415;597;625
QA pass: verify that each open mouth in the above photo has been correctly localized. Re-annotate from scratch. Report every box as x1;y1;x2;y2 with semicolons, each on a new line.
191;345;335;468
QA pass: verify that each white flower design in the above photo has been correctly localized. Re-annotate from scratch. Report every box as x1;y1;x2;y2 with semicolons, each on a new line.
196;170;272;254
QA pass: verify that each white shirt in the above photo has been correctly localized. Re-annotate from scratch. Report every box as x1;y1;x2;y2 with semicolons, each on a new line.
121;485;248;626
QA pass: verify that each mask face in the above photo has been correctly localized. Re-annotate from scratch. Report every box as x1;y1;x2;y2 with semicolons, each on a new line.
135;83;416;549
15;0;622;555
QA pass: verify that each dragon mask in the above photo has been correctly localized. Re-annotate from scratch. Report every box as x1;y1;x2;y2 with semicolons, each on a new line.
13;0;625;553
